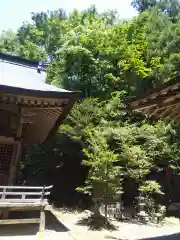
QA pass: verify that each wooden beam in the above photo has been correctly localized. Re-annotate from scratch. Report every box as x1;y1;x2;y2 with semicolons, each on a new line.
172;113;180;121
0;103;18;113
0;136;14;144
23;106;63;110
130;92;180;110
172;117;180;123
22;108;61;122
149;103;180;120
149;107;159;116
164;93;180;103
165;105;180;120
0;191;50;196
0;199;47;203
36;111;59;121
0;185;52;190
142;108;152;115
158;107;172;118
157;101;180;110
0;202;45;208
132;99;180;111
131;103;157;110
39;108;62;116
129;88;180;105
0;218;40;224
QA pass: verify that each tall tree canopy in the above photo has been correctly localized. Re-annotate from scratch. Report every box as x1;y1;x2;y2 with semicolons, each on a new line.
1;4;180;98
132;0;180;21
131;0;157;12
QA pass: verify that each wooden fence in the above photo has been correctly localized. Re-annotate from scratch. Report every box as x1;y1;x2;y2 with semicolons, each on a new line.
0;185;52;231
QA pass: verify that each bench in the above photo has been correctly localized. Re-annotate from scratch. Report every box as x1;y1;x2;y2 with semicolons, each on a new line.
0;185;52;231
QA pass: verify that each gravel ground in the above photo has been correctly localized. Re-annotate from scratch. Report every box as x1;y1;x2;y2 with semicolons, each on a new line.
0;209;180;240
52;208;180;240
0;229;74;240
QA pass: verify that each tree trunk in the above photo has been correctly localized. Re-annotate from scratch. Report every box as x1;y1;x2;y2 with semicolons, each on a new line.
92;198;101;216
105;202;108;219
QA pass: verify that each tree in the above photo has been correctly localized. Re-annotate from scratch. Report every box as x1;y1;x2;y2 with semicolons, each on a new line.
62;93;179;211
132;0;180;21
0;30;20;55
131;0;157;12
77;128;123;218
139;180;165;219
159;0;180;21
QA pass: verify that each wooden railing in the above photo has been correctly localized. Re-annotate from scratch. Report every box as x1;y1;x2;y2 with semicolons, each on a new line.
0;185;53;231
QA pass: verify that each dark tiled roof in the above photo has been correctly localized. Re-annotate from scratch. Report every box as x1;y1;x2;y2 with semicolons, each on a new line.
0;52;39;68
0;53;69;93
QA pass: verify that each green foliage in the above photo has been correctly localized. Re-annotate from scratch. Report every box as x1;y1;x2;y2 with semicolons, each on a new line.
0;30;20;55
76;129;123;203
131;0;157;12
2;4;180;212
139;180;165;220
132;0;180;21
62;94;180;211
139;180;164;195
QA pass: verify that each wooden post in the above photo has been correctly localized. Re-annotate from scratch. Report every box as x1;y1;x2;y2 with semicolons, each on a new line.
1;187;8;219
1;187;6;200
39;186;45;232
8;108;24;186
0;187;6;218
39;206;45;232
2;210;8;219
8;143;22;185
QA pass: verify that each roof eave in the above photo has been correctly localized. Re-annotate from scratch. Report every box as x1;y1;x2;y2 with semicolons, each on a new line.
0;84;80;99
125;75;180;110
45;91;80;142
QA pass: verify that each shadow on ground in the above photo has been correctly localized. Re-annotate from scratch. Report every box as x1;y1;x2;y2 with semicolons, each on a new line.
76;213;117;231
139;233;180;240
0;211;69;237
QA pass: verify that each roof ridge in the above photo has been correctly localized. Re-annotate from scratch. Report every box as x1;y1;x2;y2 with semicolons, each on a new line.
0;52;39;67
0;59;39;70
0;52;48;72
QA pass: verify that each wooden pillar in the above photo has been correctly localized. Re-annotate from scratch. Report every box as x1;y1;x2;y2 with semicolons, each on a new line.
0;188;8;219
8;108;24;186
39;187;46;231
39;207;45;232
8;142;22;185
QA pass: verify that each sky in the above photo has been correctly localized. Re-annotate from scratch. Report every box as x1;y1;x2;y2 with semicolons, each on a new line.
0;0;137;32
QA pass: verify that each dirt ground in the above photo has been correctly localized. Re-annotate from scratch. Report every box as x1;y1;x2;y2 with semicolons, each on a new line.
0;208;180;239
52;208;180;240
